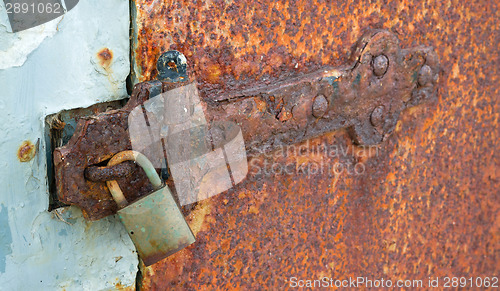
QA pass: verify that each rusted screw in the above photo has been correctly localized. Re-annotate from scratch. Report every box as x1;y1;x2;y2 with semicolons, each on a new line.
418;65;433;86
372;55;389;76
312;95;328;118
370;105;385;128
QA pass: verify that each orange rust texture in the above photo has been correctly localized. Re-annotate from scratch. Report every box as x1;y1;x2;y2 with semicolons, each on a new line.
17;140;36;162
98;48;114;68
133;0;499;289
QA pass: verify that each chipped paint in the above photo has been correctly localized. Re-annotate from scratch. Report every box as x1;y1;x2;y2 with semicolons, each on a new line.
0;1;59;70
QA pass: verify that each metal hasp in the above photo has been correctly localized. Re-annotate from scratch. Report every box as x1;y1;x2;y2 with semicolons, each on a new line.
53;80;188;220
207;29;439;154
53;29;439;220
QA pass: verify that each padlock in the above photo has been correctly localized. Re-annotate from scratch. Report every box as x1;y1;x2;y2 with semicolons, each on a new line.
106;150;195;266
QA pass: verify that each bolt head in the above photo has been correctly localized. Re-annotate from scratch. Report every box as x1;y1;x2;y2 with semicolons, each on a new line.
312;95;328;118
372;55;389;76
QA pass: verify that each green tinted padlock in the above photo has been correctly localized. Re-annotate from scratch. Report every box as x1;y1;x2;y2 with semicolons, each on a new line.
106;150;195;266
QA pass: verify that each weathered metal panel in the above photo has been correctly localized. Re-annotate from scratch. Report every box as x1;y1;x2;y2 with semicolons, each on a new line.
132;0;499;289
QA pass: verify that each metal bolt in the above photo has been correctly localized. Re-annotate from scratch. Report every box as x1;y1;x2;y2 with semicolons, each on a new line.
418;65;433;86
312;95;328;118
370;105;385;128
372;55;389;76
156;50;188;82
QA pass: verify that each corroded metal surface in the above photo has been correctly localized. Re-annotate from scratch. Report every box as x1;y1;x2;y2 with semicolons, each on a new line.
84;161;135;182
132;0;499;289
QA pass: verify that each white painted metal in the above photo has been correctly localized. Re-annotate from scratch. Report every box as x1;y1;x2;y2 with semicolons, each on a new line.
0;1;138;289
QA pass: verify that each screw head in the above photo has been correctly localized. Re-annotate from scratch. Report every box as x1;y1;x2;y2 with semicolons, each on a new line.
370;105;385;128
312;95;328;118
418;65;433;86
372;55;389;76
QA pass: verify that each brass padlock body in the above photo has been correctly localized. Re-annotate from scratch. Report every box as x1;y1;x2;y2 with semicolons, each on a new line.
118;186;195;266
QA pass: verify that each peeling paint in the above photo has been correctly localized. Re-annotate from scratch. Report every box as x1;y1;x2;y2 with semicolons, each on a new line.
0;9;59;70
0;204;12;273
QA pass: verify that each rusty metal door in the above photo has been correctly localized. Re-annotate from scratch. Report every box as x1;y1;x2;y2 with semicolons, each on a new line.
130;0;498;289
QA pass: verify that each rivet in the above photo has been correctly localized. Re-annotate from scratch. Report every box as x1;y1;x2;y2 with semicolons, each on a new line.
370;106;385;128
372;55;389;76
418;65;433;86
312;95;328;118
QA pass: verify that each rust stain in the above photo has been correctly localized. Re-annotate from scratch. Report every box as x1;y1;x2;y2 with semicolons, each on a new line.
131;0;499;289
97;48;113;69
96;47;120;93
114;280;135;291
114;282;123;289
17;140;36;162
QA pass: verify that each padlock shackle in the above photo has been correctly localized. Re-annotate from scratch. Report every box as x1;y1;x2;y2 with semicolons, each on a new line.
106;151;163;208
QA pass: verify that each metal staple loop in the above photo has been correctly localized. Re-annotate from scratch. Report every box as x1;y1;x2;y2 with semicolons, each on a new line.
84;161;135;182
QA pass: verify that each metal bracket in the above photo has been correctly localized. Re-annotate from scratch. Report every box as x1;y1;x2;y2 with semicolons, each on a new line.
53;29;439;220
